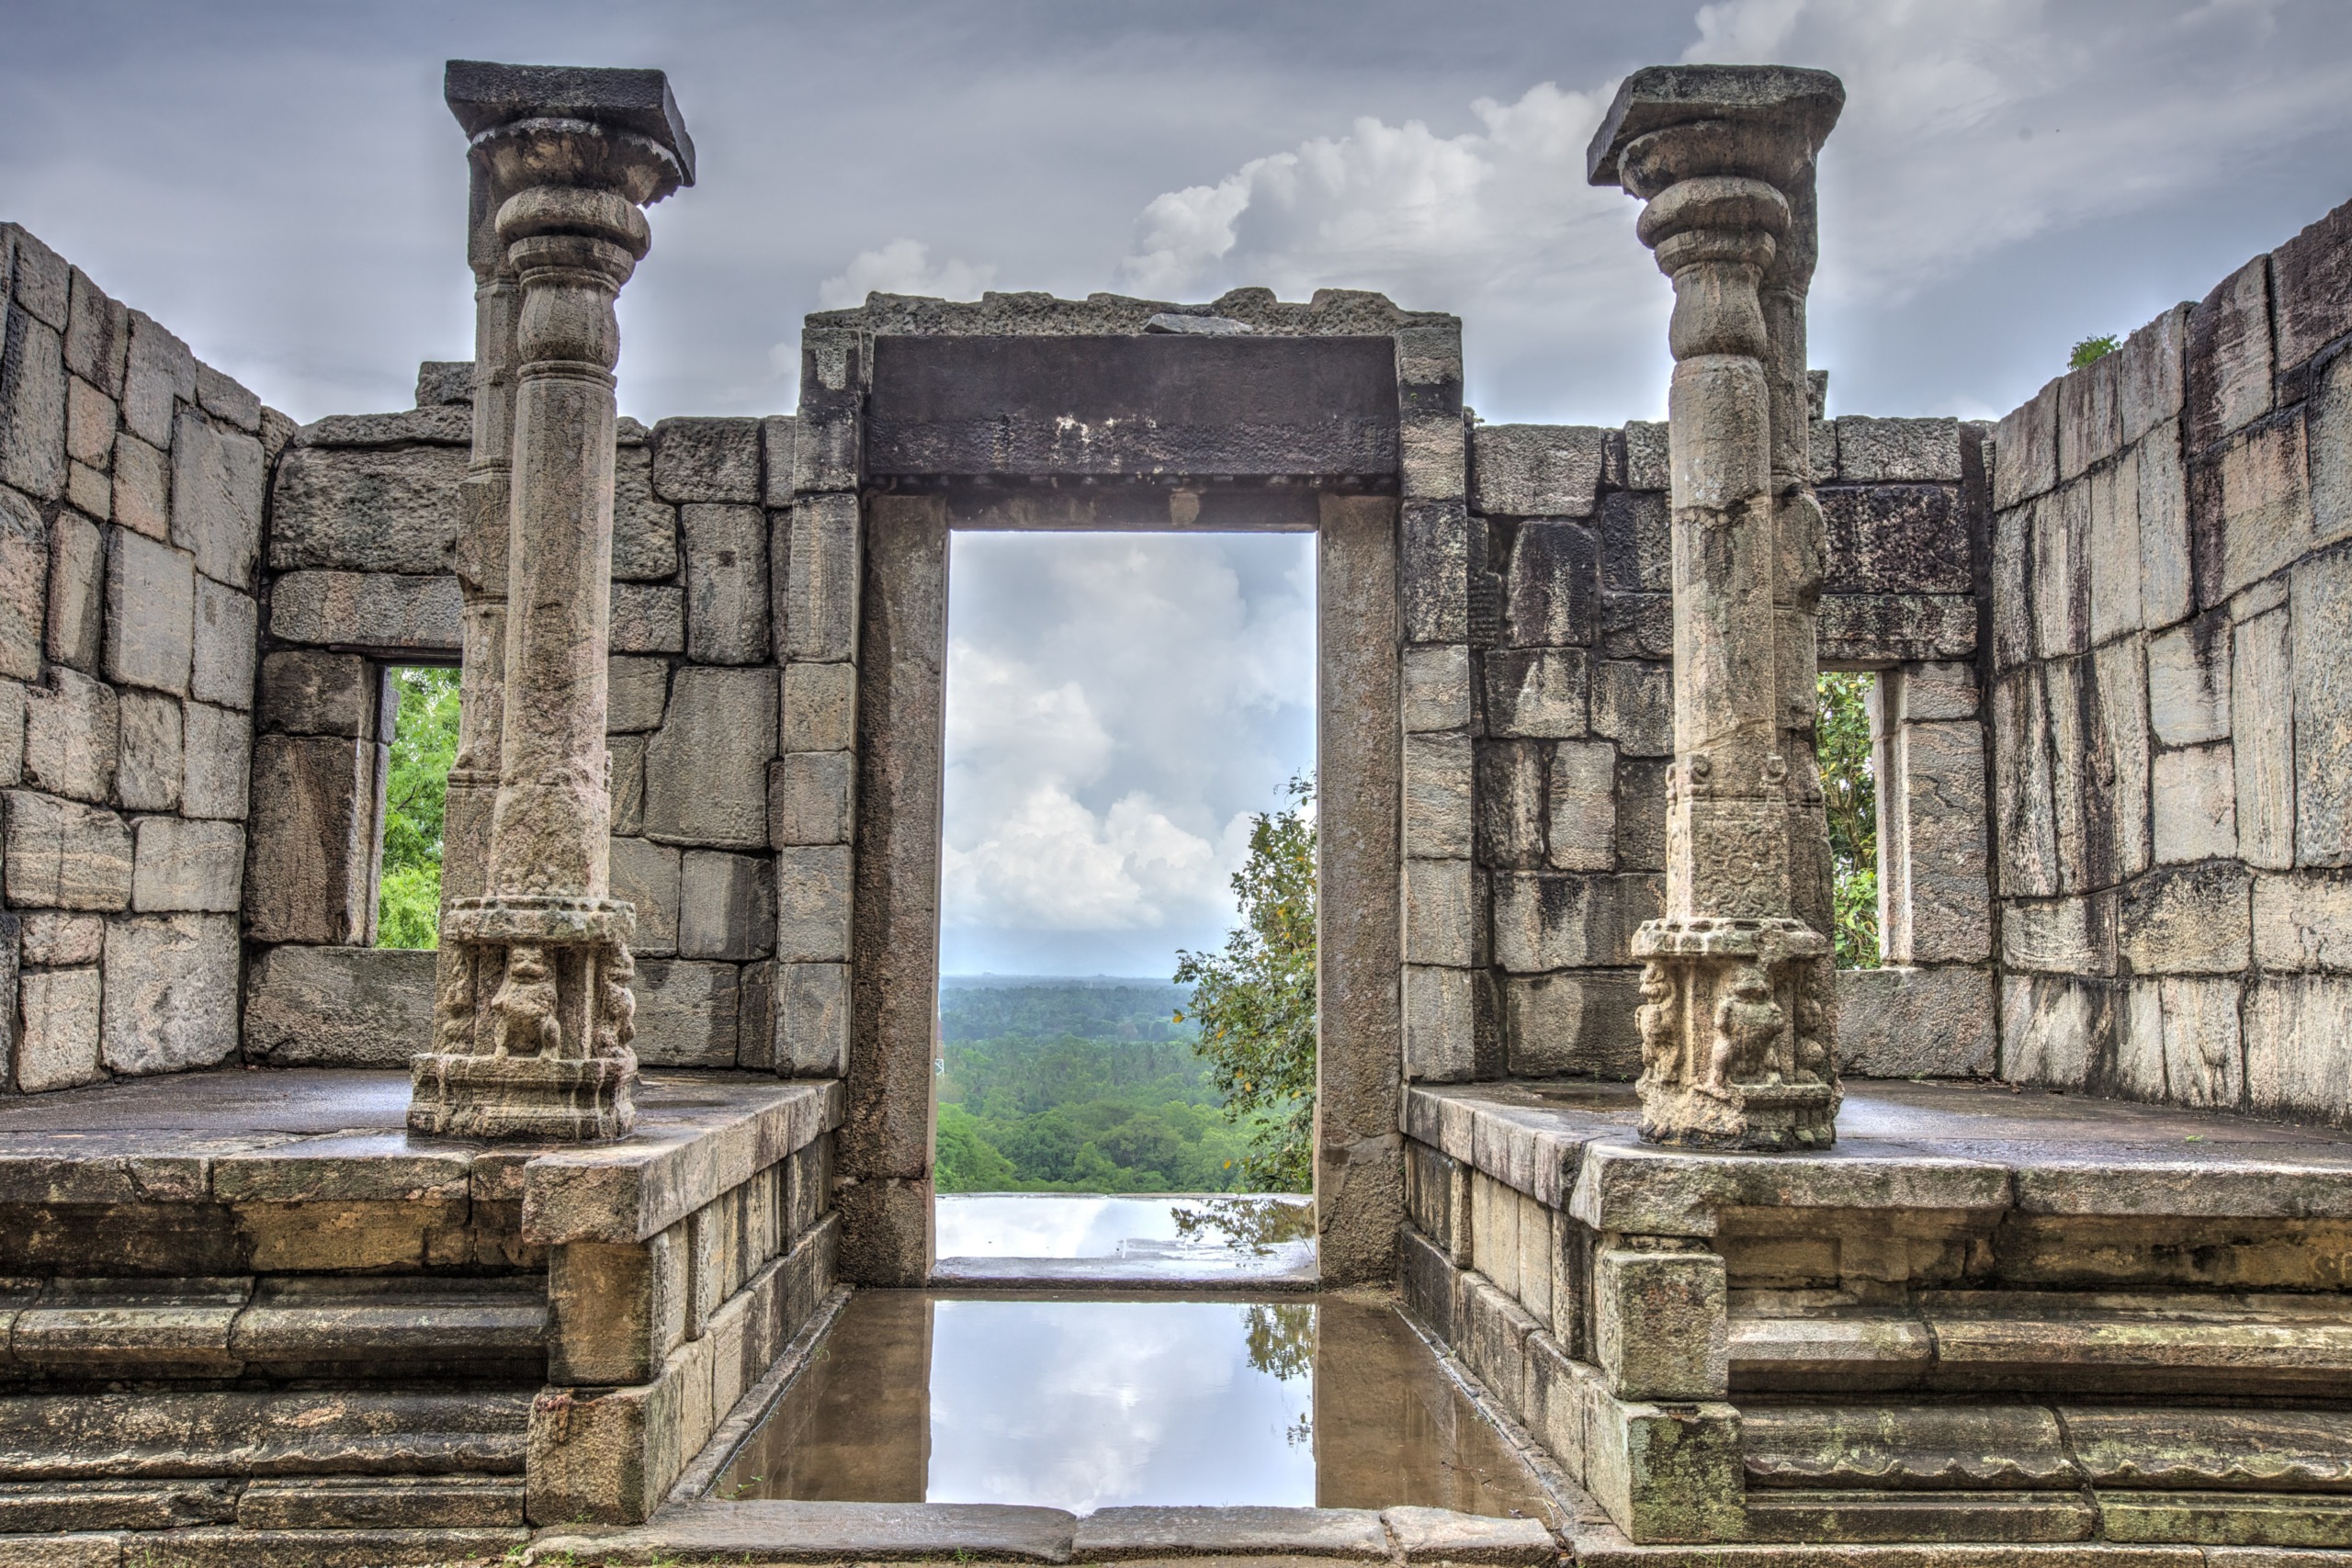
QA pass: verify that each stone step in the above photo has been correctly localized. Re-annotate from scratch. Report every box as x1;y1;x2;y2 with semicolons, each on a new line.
0;1275;546;1381
0;1389;530;1480
1731;1287;2352;1395
0;1473;523;1532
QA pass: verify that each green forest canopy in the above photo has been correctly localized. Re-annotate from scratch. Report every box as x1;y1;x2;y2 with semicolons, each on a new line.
377;666;459;949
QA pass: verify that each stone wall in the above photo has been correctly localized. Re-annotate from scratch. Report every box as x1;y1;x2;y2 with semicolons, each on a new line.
1987;193;2352;1121
0;224;273;1095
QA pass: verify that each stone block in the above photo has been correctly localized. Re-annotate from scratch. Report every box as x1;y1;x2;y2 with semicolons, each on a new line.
2188;253;2275;452
609;733;644;836
775;961;849;1077
65;457;107;520
2235;608;2295;870
116;691;183;812
268;570;460;652
780;661;856;752
2270;200;2352;385
633;959;741;1067
548;1234;685;1387
1836;964;1996;1078
1622;420;1669;490
17;964;102;1093
612;445;680;581
168;410;263;590
2293;546;2352;865
1475;742;1544;870
1989;502;2032;670
759;416;799;508
1383;1506;1552;1567
64;268;129;396
5;230;68;327
1502;520;1598;647
188;575;256;711
2207;415;2312;604
180;702;251;819
1820;483;1972;595
1614;756;1666;872
2001;896;2113;976
768;751;854;847
242;735;374;943
1817;592;1978;663
131;818;243;913
651;417;762;503
2245;974;2352;1122
103;528;193;694
780;494;861;661
1835;415;1963;484
101;912;238;1076
111;431;168;538
1403;856;1478;969
23;670;117;804
1990;668;2058;897
608;835;681;957
1402;732;1472;860
1400;414;1466;502
2153;743;2238;864
1547;739;1616;874
1893;718;1993;964
2120;861;2252;976
606;656;669;735
64;376;113;468
1999;972;2109;1088
1483;647;1587;738
259;649;376;738
2117;303;2188;447
1600;490;1669;592
2042;655;2095;895
1491;872;1660;973
1400;498;1468;643
2120;975;2245;1110
40;509;96;681
1589;660;1670;756
20;910;100;966
1992;378;2060;511
643;666;775;850
2087;637;2151;893
2031;478;2086;658
610;581;684;656
266;443;462;576
683;502;770;665
1504;968;1642;1078
1402;963;1478;1083
1599;590;1671;660
2148;613;2231;744
1;308;66;502
120;311;195;449
1472;423;1602;517
680;851;776;962
243;944;436;1066
413;358;472;408
2086;463;2143;644
1894;660;1977;722
1807;413;1838;483
1597;1244;1724;1400
2058;351;2121;480
1581;1377;1747;1545
775;845;853;963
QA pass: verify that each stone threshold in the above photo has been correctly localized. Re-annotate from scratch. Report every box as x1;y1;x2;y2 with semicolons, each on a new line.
525;1501;1558;1565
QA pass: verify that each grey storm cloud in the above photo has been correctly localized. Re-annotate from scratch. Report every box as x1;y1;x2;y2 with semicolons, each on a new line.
11;0;2348;971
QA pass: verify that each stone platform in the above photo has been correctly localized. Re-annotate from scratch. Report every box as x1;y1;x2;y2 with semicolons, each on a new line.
0;1066;842;1565
1404;1078;2352;1559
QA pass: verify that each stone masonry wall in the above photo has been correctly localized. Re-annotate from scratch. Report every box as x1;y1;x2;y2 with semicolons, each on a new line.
0;224;272;1094
1988;193;2352;1122
242;367;806;1076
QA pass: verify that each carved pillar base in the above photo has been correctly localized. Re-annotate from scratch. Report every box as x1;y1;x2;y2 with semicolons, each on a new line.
408;895;639;1141
1631;916;1836;1151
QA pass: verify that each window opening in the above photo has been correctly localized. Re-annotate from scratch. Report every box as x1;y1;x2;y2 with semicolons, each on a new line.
375;665;460;949
1817;669;1880;968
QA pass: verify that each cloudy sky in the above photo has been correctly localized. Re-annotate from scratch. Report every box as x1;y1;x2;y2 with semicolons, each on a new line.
9;0;2350;975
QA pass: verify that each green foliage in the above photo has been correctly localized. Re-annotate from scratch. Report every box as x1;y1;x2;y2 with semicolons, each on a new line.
376;666;460;949
1173;774;1317;1193
2070;333;2120;369
1816;671;1880;968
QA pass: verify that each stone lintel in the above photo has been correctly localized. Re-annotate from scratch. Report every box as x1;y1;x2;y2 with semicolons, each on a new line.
444;60;696;185
1585;63;1845;186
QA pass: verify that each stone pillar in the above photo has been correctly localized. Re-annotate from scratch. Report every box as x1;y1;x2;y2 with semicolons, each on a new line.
411;62;695;1140
1587;66;1844;1150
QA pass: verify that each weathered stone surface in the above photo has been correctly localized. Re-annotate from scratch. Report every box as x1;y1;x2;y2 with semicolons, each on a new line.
111;431;168;538
2187;254;2274;452
1401;414;1466;502
103;529;192;693
2117;304;2188;447
180;702;251;820
0;491;47;691
1598;1244;1725;1399
2032;479;2087;659
241;735;373;943
781;494;861;662
606;656;669;735
2059;350;2121;480
652;417;762;503
1404;856;1478;969
1505;969;1642;1078
130;817;243;913
1589;660;1670;756
633;959;742;1067
1504;520;1599;647
775;961;849;1077
188;575;256;711
1818;592;1978;663
23;670;118;804
17;965;102;1093
612;445;680;581
1891;716;1993;964
1837;965;1996;1077
258;649;376;738
2119;973;2245;1108
2245;974;2352;1121
1836;416;1962;483
643;666;775;849
2152;743;2237;864
2087;462;2143;645
2292;546;2352;865
1615;757;1666;870
1077;1506;1388;1561
1474;423;1603;517
780;661;856;752
1990;503;2033;670
2255;871;2352;972
2207;415;2313;604
168;410;263;589
1999;973;2107;1087
243;944;436;1066
1383;1506;1554;1566
114;692;182;812
1600;489;1669;592
2002;896;2113;976
1;308;66;503
21;910;102;966
768;751;854;847
1484;647;1587;738
680;851;775;962
2120;862;2252;976
776;844;853;964
2148;614;2231;745
1548;739;1617;873
267;442;462;575
64;267;130;398
413;359;473;407
1402;732;1473;859
120;311;195;449
1492;872;1659;973
101;912;238;1075
608;734;645;836
0;678;23;789
1992;379;2060;511
237;1474;523;1530
1476;742;1544;869
683;502;770;665
610;581;685;655
608;835;681;957
42;506;99;675
268;570;460;652
1821;484;1971;595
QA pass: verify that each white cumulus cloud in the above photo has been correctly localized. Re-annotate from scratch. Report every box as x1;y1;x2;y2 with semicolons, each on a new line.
817;238;997;310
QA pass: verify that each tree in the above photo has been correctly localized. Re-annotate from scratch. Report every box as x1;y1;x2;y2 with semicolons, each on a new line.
376;667;461;949
1173;774;1317;1192
1815;671;1880;968
2070;333;2120;369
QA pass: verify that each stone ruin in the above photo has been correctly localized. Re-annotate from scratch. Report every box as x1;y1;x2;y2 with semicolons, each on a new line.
0;50;2340;1565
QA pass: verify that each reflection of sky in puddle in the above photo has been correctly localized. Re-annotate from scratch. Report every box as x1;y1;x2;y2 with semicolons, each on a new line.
937;1193;1312;1259
929;1299;1314;1512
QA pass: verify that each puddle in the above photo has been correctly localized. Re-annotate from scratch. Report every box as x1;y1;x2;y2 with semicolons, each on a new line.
716;1292;1548;1517
936;1193;1313;1259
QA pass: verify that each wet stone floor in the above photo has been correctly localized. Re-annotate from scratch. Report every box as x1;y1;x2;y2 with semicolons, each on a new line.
717;1291;1548;1517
